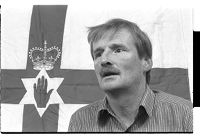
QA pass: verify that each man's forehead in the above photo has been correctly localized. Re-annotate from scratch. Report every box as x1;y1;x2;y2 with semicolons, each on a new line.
93;28;133;48
101;28;131;41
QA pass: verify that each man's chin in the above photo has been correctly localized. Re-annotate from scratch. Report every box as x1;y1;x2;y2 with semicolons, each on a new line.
101;84;126;98
100;82;122;92
99;75;122;91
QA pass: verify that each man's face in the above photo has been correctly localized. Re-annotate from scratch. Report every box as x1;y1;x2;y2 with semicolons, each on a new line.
92;28;146;93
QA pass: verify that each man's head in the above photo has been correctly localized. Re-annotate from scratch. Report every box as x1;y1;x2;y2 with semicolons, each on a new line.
87;18;152;94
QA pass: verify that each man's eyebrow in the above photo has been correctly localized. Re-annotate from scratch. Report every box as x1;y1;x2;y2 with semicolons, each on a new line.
110;43;126;49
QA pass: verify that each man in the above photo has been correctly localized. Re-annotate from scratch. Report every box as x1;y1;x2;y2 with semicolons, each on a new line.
68;18;193;132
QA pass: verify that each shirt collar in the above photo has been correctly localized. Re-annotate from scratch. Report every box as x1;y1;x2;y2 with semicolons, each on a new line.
97;85;155;121
139;85;155;117
97;96;114;126
98;96;114;115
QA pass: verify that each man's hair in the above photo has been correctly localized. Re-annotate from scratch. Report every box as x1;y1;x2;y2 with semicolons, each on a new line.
87;18;152;84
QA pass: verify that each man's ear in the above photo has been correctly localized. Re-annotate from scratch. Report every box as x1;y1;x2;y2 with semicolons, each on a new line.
142;58;153;72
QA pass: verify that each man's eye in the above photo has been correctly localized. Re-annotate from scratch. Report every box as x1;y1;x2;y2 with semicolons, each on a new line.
94;52;102;59
114;48;123;53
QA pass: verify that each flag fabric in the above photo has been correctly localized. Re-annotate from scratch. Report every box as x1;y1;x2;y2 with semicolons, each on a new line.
1;5;193;132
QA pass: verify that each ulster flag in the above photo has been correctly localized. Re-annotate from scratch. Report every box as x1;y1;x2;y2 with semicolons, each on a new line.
1;4;193;132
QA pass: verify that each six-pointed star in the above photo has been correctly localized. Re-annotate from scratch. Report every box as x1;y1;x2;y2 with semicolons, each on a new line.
20;68;64;117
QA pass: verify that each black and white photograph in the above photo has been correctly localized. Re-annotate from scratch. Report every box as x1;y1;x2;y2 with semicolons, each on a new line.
0;0;197;133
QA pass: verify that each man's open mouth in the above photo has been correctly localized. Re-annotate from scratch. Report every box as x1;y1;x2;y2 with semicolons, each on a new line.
100;69;120;78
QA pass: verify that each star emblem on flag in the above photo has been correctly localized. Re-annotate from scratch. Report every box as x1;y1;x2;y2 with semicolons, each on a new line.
20;68;64;116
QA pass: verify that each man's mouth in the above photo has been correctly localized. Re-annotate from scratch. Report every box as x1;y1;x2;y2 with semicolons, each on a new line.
100;69;120;78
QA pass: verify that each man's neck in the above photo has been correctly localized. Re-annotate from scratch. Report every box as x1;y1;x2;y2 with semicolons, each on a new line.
106;81;147;127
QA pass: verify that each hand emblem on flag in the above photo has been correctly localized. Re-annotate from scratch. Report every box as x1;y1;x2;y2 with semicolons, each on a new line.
34;76;53;108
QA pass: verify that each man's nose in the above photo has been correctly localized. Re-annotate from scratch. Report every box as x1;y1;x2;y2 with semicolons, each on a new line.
101;52;112;67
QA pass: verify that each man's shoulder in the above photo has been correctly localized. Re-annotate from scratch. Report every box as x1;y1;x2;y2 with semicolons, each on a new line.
153;89;193;110
68;99;104;131
71;99;103;117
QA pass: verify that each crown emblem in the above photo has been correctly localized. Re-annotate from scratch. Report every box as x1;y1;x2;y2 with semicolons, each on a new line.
29;41;61;70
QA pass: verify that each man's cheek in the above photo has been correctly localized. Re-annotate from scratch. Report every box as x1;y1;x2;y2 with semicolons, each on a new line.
94;67;101;80
121;62;135;73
